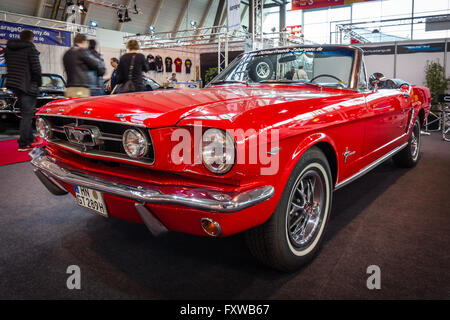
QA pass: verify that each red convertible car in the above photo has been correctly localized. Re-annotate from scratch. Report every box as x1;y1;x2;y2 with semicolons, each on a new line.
30;45;430;271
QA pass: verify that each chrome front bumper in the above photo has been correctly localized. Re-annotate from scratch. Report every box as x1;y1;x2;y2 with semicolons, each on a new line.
30;148;275;213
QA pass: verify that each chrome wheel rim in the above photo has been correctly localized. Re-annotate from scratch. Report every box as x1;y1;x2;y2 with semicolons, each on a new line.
286;169;325;249
411;123;420;159
256;62;270;79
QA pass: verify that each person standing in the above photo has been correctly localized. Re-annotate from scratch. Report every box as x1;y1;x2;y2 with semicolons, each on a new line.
63;33;101;98
293;65;308;80
116;40;150;93
284;66;296;80
5;30;42;151
167;73;177;83
87;39;106;96
109;57;119;93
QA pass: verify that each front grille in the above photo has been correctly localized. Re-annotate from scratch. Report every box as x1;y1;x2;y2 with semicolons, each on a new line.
42;115;154;164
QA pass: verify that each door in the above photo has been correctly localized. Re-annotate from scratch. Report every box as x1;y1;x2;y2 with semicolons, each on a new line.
363;89;407;161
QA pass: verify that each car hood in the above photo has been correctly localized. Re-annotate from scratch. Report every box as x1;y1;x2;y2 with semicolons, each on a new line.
38;86;350;128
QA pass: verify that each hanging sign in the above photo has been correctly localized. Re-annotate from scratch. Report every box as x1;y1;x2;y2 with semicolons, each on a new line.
0;21;71;47
286;25;303;36
227;0;241;31
292;0;376;11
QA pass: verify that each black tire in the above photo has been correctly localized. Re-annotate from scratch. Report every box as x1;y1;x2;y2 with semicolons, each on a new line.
245;146;333;272
393;119;421;168
248;57;274;82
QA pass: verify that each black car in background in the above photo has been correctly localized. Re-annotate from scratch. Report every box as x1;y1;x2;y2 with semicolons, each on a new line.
0;73;67;132
103;76;172;94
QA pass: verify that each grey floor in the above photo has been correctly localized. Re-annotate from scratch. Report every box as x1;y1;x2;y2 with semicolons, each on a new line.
0;132;449;299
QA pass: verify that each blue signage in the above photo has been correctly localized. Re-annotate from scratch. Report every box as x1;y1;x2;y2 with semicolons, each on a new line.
0;44;5;66
0;21;71;47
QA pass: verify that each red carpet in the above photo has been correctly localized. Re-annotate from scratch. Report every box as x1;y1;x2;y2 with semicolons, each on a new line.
0;139;32;166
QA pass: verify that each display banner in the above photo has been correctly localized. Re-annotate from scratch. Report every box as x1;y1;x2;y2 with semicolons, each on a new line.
0;44;5;66
397;43;445;54
227;0;241;31
0;21;71;47
292;0;376;11
359;45;395;55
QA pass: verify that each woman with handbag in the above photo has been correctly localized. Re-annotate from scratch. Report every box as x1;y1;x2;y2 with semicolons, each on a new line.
115;40;150;94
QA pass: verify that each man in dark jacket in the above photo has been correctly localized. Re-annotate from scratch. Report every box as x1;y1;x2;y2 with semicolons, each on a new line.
63;33;101;97
5;30;42;151
87;39;106;96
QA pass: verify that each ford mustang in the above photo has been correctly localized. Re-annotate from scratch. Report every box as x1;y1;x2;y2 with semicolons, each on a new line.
30;45;430;271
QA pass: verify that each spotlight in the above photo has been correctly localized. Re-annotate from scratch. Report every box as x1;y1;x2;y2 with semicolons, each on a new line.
89;20;98;27
149;25;155;31
124;9;131;22
190;20;197;28
78;0;88;13
117;10;123;23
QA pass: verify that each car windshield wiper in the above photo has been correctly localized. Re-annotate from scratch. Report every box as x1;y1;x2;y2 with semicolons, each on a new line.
259;80;322;89
209;80;249;86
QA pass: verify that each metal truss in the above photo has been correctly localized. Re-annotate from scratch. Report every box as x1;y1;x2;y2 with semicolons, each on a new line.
0;10;96;36
124;24;304;72
335;24;370;44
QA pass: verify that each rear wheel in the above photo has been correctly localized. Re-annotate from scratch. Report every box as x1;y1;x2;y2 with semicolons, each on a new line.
245;147;332;272
393;119;421;168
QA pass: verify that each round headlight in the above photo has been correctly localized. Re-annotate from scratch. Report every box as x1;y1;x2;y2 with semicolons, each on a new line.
122;129;148;158
36;117;52;139
0;99;8;110
201;128;235;174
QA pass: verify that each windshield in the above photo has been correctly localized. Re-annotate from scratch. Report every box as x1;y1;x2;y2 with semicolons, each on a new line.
143;78;161;90
211;47;356;88
41;75;66;89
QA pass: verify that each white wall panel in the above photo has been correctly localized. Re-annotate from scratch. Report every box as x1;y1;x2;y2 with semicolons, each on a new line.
396;52;444;86
364;54;395;79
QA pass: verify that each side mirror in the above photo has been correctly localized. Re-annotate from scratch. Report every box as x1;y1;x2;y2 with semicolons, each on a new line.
369;72;384;92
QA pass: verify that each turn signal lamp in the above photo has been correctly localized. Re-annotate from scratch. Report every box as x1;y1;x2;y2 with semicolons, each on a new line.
201;218;222;237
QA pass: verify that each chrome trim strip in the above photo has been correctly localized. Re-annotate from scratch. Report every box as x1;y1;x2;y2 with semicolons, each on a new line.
30;148;275;213
51;126;123;142
334;142;408;191
37;113;147;128
48;140;155;165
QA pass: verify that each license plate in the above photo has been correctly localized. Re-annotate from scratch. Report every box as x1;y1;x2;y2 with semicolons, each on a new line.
74;185;108;217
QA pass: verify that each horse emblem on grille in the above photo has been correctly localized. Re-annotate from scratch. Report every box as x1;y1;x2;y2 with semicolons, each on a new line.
64;124;102;147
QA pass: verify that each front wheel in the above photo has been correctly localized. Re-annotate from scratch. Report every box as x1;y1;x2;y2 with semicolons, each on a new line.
245;147;332;272
393;119;421;168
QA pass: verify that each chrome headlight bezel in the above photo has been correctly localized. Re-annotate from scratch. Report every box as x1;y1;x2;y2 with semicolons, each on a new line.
36;117;52;139
122;128;149;159
0;99;8;110
201;128;235;174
